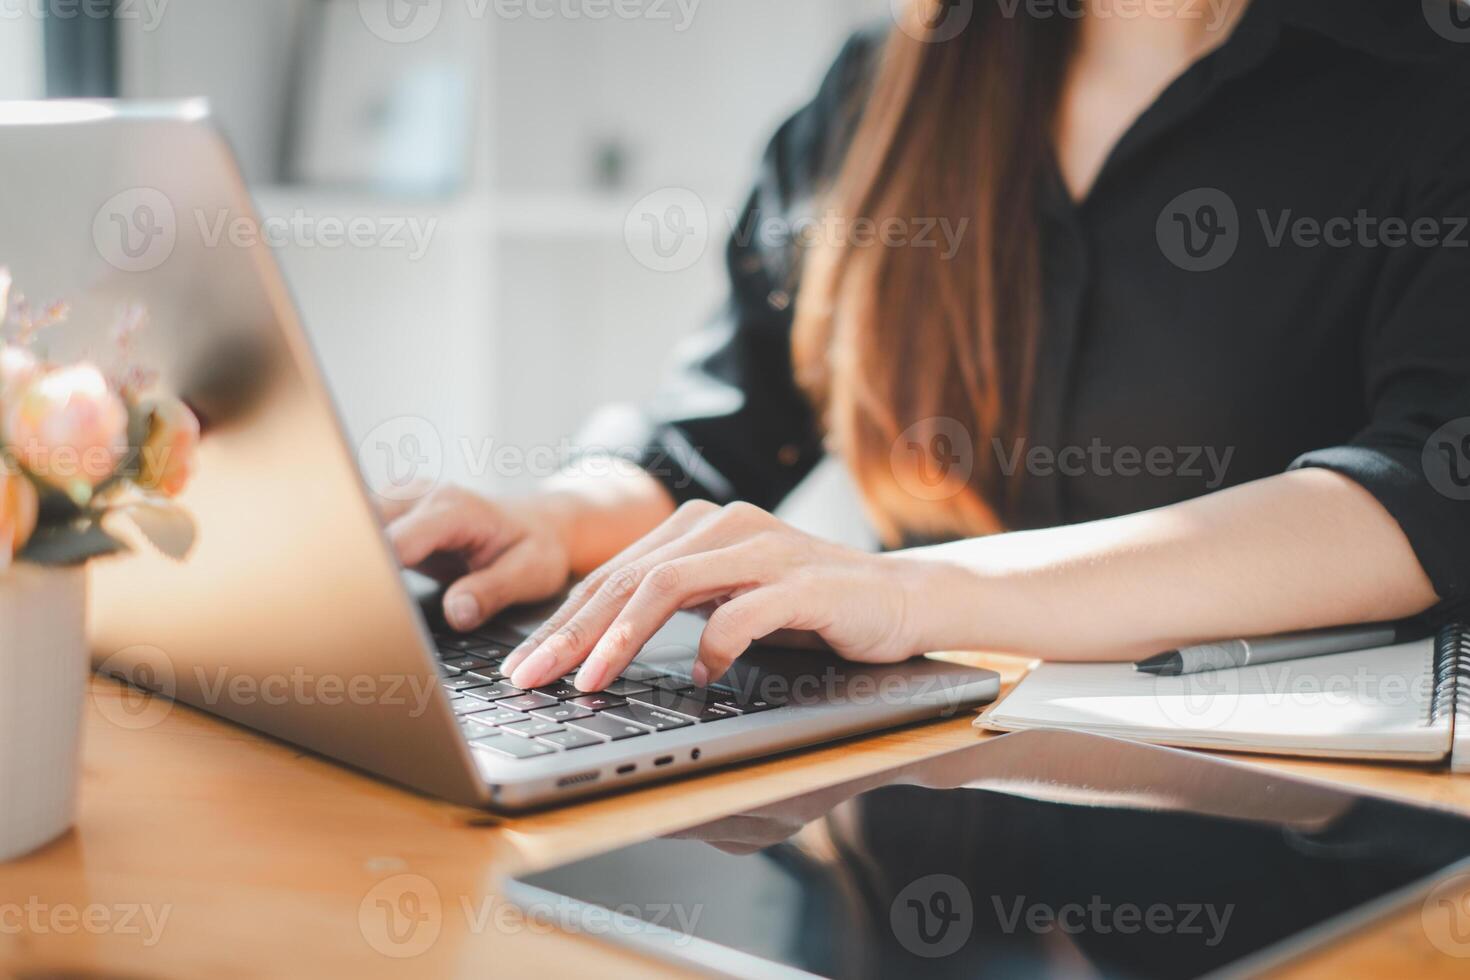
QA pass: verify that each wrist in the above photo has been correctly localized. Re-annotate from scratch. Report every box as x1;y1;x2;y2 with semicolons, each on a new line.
880;548;1019;656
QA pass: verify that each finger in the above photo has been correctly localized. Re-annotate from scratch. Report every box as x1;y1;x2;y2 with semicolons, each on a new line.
501;500;720;675
387;498;494;569
372;483;432;523
695;587;802;687
509;508;748;688
442;540;563;631
575;545;772;691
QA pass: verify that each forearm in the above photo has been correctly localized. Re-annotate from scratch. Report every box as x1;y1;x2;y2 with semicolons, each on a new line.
896;469;1440;661
537;463;677;576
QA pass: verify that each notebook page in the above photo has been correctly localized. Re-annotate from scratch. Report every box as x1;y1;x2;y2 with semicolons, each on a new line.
979;640;1450;761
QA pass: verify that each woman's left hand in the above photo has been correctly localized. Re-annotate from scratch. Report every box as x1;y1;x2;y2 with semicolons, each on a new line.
501;499;927;692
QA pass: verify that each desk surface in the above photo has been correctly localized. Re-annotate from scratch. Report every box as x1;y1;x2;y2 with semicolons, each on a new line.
3;654;1470;979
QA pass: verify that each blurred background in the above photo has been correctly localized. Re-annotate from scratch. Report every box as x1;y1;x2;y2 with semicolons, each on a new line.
0;0;886;541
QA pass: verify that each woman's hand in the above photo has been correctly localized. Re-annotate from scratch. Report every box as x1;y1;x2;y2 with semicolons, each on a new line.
383;486;579;632
501;500;927;692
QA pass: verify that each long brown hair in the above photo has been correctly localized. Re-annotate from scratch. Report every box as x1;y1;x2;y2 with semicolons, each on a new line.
792;2;1076;544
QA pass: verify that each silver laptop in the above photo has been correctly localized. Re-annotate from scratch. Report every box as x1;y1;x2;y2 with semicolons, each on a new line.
0;102;999;811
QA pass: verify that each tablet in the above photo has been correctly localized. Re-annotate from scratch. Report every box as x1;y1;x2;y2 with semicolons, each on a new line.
505;730;1470;979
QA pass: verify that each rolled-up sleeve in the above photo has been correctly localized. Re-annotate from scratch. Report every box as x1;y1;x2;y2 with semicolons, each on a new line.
1289;77;1470;615
596;32;877;512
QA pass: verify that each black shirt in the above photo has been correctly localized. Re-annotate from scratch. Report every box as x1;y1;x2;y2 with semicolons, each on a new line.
602;0;1470;617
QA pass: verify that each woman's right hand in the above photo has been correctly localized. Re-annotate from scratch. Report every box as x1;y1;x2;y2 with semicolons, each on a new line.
381;486;580;633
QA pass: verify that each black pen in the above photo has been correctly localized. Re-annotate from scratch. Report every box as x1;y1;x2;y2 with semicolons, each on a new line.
1135;623;1405;676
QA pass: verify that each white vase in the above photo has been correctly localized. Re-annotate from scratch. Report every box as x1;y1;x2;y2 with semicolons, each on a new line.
0;562;88;863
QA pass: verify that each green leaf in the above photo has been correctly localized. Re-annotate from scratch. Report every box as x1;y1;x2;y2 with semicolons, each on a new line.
20;520;129;566
105;500;196;560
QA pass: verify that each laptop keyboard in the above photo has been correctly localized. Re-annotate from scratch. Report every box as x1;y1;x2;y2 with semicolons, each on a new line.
433;630;782;760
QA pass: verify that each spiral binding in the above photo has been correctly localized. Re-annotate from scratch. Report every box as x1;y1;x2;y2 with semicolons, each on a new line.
1429;623;1470;726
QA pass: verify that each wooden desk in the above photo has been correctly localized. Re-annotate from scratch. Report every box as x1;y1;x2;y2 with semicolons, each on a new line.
3;656;1469;978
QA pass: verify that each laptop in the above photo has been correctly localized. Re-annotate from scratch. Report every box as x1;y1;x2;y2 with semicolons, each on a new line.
0;101;1000;810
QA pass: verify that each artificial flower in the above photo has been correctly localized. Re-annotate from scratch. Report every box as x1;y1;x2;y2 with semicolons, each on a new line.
135;396;200;498
5;363;128;502
0;467;38;567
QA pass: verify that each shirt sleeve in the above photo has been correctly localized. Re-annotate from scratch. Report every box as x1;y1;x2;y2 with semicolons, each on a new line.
1288;70;1470;617
581;30;879;512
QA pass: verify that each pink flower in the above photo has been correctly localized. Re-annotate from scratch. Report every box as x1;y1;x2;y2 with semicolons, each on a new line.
4;363;128;501
0;467;38;567
0;344;37;394
136;396;200;497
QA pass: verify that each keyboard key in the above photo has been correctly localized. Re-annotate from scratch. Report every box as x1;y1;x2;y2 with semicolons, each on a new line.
648;674;690;692
442;675;494;694
619;663;665;682
566;714;650;741
438;635;499;653
537;728;605;750
442;655;495;672
602;678;652;697
567;693;627;712
626;688;738;722
472;735;556;759
463;681;525;702
530;702;594;723
453;699;502;716
439;663;464;677
602;703;693;732
465;665;510;683
462;708;529;730
500;692;560;712
532;680;585;701
500;719;566;739
697;689;782;714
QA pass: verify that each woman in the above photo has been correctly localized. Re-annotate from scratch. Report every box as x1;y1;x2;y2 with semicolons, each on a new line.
387;0;1470;694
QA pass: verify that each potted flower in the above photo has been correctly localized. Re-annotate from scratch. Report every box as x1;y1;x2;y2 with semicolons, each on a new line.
0;270;199;862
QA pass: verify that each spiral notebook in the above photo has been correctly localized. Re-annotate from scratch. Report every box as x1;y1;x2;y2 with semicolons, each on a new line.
978;624;1470;769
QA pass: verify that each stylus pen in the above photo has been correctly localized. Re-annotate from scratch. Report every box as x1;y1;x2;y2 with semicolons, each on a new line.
1134;622;1405;676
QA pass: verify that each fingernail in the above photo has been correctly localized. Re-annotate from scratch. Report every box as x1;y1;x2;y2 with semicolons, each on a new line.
691;662;710;688
511;648;554;689
445;593;479;631
576;659;609;692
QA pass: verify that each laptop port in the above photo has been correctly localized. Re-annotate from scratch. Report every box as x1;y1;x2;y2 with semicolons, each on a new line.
690;748;702;760
654;755;674;767
616;764;636;775
556;771;599;788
